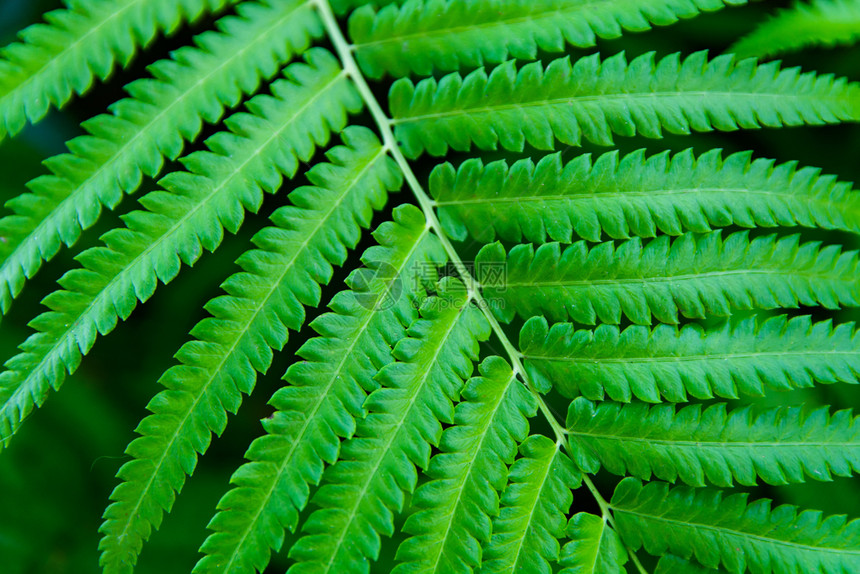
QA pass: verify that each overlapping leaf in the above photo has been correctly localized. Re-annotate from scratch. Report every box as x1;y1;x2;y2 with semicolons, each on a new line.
287;282;490;573
394;357;536;573
192;204;444;574
482;435;581;574
98;126;395;574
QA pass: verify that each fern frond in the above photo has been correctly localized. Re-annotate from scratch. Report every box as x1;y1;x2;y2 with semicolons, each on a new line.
558;512;628;574
481;435;581;574
478;232;860;325
0;48;360;448
0;0;321;316
611;478;860;574
192;204;444;574
351;0;747;78
430;149;860;243
97;127;394;574
0;0;236;139
520;315;860;401
566;398;860;487
390;51;860;158
393;356;536;573
728;0;860;59
288;284;491;573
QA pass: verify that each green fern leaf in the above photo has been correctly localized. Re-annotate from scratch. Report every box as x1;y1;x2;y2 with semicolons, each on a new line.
192;204;444;574
4;1;860;572
350;0;747;78
558;512;628;574
520;315;860;401
0;0;237;139
728;0;860;59
566;398;860;487
393;356;537;574
478;232;860;326
481;435;581;574
430;149;860;243
97;126;396;574
0;48;360;448
390;51;860;158
288;283;491;573
611;478;860;573
0;0;321;316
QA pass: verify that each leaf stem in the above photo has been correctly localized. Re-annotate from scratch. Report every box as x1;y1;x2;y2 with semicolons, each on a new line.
314;2;648;572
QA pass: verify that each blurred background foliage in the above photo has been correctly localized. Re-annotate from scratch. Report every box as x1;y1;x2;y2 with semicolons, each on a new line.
0;1;858;572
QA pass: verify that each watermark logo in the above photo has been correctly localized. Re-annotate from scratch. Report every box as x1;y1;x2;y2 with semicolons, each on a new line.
411;260;507;293
353;260;508;311
352;261;402;311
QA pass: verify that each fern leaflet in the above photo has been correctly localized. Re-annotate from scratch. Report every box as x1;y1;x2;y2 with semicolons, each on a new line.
430;149;860;243
559;512;628;574
478;232;860;326
520;315;860;401
566;398;860;487
728;0;860;59
349;0;747;78
612;478;860;573
390;51;860;157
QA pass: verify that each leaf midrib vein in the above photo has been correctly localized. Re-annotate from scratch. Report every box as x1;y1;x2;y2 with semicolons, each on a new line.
612;507;860;555
393;91;837;125
502;268;847;288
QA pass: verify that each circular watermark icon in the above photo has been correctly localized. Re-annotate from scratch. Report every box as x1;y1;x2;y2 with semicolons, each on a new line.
352;261;403;311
